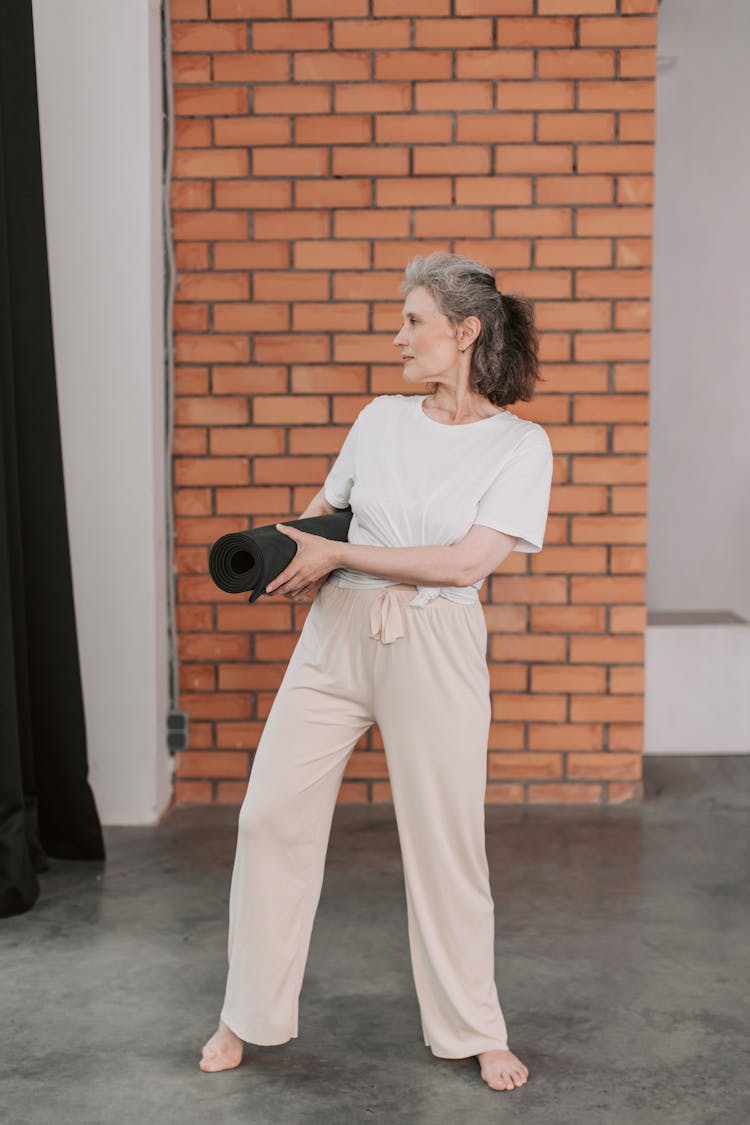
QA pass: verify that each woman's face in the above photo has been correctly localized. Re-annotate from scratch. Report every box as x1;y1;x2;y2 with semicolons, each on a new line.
393;285;462;383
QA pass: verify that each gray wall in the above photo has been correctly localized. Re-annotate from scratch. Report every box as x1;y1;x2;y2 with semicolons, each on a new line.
649;0;750;619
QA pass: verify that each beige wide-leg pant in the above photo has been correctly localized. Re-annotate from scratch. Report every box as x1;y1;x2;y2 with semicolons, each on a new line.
219;580;510;1058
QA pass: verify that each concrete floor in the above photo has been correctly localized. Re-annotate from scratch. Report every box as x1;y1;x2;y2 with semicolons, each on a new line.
3;755;749;1125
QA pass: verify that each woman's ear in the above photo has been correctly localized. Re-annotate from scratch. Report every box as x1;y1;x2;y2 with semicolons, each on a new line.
457;315;481;351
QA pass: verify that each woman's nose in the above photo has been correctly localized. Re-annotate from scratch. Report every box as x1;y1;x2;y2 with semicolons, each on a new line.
393;327;406;346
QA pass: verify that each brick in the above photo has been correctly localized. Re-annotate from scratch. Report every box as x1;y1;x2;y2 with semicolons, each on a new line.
173;149;247;177
577;208;652;237
333;272;403;300
175;335;250;363
291;365;368;394
254;334;331;364
454;240;530;268
414;145;490;175
496;17;575;46
213;52;290;82
373;0;450;12
616;239;651;268
253;85;331;115
335;209;410;238
175;457;247;486
375;177;452;206
495;208;571;236
295;178;372;208
214;116;291;145
175;242;209;269
373;240;449;268
618;112;655;143
254;210;330;239
173;211;248;240
173;427;208;455
174;395;248;425
536;238;612;268
376;114;453;144
213;302;289;331
211;368;287;396
172;21;246;52
536;176;613;205
253;147;330;176
455;0;532;10
574;333;650;362
456;50;534;80
211;0;286;14
210;426;285;454
537;48;614;78
295;114;372;144
333;146;410;176
254;456;330;484
576;270;650;297
334;19;410;49
456;113;533;143
537;112;614;142
577;144;653;174
538;0;615;10
255;273;328;301
172;54;211;84
333;334;398;363
496;144;572;173
416;81;493;111
376;50;452;81
294;240;370;269
455;177;532;206
174;486;210;515
335;83;411;113
252;21;329;51
177;272;249;300
174;86;248;115
413;209;491;239
292;303;369;331
617;176;653;205
578;80;654;110
253;395;330;424
496;81;574;110
174;119;212;147
294;50;371;81
213;241;289;269
171;181;212;209
291;0;367;13
173;0;207;16
580;16;657;46
535;301;611;331
495;269;572;298
619;47;656;78
414;18;493;47
215;180;292;209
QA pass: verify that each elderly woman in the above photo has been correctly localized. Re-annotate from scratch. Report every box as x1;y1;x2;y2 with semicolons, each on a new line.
200;252;553;1093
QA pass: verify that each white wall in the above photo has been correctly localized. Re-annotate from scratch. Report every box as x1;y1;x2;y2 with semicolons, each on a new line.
32;0;171;823
649;0;750;620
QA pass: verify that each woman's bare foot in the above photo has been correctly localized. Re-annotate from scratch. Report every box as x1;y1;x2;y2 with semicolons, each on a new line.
199;1019;244;1072
476;1048;529;1091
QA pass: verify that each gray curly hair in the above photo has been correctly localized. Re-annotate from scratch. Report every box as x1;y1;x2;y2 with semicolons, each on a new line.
399;251;544;407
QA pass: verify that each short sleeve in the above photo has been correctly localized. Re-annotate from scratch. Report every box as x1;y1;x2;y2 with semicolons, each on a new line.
322;401;374;509
473;428;554;553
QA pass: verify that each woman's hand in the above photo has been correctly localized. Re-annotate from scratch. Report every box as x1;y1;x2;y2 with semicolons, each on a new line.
265;524;341;599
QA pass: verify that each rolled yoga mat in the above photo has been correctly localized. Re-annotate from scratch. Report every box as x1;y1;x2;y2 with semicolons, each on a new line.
208;509;353;603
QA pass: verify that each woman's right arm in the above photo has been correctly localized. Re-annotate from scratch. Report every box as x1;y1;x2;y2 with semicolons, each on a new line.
297;487;342;520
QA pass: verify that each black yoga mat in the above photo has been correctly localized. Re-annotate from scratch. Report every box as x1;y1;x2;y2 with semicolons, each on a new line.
209;509;353;603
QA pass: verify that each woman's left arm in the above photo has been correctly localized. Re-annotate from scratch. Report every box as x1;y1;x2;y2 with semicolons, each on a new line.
266;523;518;597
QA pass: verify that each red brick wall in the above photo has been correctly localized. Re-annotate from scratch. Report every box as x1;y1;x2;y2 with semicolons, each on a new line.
169;0;657;807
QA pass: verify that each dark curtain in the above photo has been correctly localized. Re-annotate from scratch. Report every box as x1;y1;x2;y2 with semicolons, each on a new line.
0;0;104;918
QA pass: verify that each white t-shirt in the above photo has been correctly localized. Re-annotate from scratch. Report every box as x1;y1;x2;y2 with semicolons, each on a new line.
323;393;554;607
